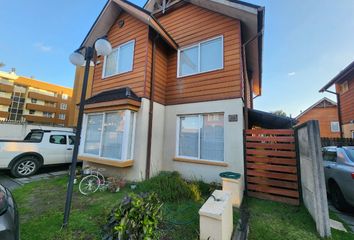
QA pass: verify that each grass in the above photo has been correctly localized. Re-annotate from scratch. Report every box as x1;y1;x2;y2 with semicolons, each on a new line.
246;197;354;240
12;174;238;240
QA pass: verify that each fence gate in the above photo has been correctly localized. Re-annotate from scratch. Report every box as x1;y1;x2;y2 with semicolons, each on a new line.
245;129;300;205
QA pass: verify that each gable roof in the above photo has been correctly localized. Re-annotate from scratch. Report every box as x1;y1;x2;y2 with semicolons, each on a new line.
80;0;178;50
144;0;264;96
319;60;354;92
295;97;337;120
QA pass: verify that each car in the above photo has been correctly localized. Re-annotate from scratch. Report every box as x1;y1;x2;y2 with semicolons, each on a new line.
322;146;354;211
0;184;19;240
0;129;75;178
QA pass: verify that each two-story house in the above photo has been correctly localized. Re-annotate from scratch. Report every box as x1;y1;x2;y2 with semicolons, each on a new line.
295;97;340;138
73;0;264;183
320;61;354;138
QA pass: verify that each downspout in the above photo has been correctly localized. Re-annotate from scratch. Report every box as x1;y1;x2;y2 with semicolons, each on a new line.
324;89;343;138
145;33;159;180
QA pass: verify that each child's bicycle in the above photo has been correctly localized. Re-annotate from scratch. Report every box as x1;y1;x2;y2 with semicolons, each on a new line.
79;167;108;195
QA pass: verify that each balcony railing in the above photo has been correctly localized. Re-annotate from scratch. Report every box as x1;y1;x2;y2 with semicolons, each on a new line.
28;91;58;103
26;103;56;113
0;83;14;93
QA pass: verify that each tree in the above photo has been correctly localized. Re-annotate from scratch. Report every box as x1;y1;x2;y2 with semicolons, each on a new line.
0;62;4;68
271;110;287;117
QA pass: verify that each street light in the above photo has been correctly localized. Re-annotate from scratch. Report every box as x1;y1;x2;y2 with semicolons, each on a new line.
62;37;112;228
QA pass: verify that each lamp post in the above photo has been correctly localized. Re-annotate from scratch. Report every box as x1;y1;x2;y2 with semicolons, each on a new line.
62;37;112;228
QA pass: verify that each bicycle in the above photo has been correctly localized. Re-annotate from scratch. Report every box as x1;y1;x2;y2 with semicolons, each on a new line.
79;167;107;195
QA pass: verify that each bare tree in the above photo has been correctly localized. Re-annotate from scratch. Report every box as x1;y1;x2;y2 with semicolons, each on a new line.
0;62;5;68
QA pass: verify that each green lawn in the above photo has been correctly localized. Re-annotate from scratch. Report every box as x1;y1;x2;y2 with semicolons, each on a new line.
246;197;354;240
12;175;238;240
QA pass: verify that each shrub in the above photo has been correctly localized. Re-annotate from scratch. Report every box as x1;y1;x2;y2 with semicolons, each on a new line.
136;171;201;202
103;192;162;240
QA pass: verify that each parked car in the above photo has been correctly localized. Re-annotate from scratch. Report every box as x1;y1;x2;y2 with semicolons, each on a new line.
0;184;19;240
322;146;354;211
0;129;75;177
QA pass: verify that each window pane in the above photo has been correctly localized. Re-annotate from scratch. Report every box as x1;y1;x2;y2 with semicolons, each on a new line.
118;42;134;73
200;38;223;72
49;135;67;145
101;112;124;159
127;112;135;160
104;49;118;77
200;114;224;161
84;114;103;155
179;46;198;76
179;115;199;158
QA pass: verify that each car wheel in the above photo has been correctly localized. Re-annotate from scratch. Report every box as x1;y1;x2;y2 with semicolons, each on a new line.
11;156;40;178
330;181;349;211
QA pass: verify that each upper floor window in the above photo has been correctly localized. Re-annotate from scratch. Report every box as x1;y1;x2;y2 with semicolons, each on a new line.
103;40;135;78
331;121;340;132
339;81;349;94
60;103;68;110
43;112;54;118
59;113;66;120
177;36;223;78
62;94;69;100
31;98;37;104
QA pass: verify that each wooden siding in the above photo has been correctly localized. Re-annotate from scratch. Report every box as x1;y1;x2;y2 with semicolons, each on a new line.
157;3;242;105
296;106;340;138
336;77;354;124
92;12;149;98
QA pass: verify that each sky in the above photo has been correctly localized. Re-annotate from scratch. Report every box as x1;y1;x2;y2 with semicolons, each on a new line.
0;0;353;117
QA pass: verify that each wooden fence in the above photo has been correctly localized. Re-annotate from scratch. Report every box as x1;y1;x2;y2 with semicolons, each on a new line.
245;129;300;205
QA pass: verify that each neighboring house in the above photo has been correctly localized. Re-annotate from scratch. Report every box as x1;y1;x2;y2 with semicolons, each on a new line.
0;70;73;127
72;0;264;183
320;61;354;138
296;98;340;138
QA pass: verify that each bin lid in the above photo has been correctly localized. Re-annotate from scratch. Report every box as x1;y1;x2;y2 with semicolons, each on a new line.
219;171;241;180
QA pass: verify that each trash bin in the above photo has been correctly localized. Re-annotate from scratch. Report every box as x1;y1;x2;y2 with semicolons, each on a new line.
219;172;243;208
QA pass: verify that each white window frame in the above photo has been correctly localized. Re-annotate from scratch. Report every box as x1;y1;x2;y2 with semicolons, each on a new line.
62;94;68;100
80;110;136;161
330;121;340;133
60;103;68;110
176;113;225;162
102;40;135;79
177;35;224;78
59;113;66;120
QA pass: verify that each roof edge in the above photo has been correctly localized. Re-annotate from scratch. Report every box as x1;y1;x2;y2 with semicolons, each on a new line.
319;60;354;92
295;97;337;120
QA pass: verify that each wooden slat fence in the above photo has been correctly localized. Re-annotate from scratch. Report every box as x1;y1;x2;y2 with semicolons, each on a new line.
245;129;300;205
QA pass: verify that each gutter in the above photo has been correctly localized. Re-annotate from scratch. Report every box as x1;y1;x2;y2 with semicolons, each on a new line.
145;32;160;179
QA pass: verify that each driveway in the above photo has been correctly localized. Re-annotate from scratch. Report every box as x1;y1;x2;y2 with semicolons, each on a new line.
329;200;354;232
0;164;71;190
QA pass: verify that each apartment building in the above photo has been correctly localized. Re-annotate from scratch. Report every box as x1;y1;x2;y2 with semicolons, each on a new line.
0;71;73;127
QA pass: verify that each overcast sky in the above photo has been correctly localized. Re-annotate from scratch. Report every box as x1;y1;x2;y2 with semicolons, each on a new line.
1;0;353;117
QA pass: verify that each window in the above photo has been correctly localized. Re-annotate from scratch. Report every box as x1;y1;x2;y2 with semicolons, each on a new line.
339;81;349;94
24;132;43;142
178;36;223;77
69;136;75;145
352;131;354;139
49;135;67;145
331;121;340;132
59;114;66;120
60;103;67;110
31;98;37;104
43;112;54;118
322;149;337;162
103;40;135;78
82;110;136;161
177;113;224;161
29;110;35;115
62;94;69;100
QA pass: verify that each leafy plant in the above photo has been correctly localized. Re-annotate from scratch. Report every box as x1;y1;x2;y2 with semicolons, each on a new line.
135;171;201;202
103;192;163;240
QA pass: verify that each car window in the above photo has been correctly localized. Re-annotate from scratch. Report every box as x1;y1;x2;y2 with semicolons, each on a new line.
24;132;43;142
344;148;354;162
69;136;75;145
322;150;337;162
49;135;67;145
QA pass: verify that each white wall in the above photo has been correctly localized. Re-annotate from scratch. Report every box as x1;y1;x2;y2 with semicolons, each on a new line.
162;99;244;183
150;101;165;177
0;122;73;140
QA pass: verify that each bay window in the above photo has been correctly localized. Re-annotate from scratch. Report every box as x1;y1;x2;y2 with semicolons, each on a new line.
177;113;224;161
178;36;223;77
82;110;136;161
103;40;135;78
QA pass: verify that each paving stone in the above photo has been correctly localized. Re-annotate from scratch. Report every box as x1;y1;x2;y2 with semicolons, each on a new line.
49;171;68;176
330;219;347;232
29;173;51;179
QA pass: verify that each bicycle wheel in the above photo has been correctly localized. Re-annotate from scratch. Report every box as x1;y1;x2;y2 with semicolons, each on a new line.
79;175;100;195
